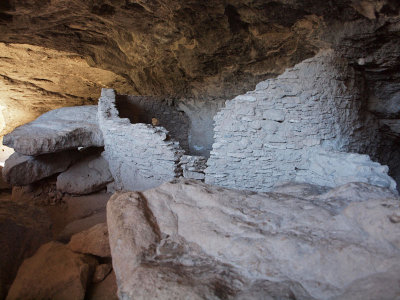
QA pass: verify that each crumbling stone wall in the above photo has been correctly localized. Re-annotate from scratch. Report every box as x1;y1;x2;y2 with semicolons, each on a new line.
116;95;190;153
98;89;184;191
206;50;397;192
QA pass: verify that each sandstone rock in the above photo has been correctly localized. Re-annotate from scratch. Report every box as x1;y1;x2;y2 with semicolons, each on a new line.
11;177;63;206
87;271;118;300
0;166;11;190
68;223;111;257
3;106;103;156
0;201;51;299
57;154;113;195
58;211;107;242
2;150;82;186
6;241;97;300
50;192;110;239
108;179;400;300
272;182;331;198
93;264;112;283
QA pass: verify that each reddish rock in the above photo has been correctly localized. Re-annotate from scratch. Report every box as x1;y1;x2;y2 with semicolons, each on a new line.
68;222;111;257
6;241;97;300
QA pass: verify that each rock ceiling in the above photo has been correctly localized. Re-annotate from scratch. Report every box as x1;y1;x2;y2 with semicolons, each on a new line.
0;0;399;135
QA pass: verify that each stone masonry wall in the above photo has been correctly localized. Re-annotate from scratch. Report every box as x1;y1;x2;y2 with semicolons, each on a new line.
205;50;397;193
116;94;190;153
98;89;184;191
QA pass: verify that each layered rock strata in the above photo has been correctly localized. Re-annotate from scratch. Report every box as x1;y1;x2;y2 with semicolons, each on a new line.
107;179;400;300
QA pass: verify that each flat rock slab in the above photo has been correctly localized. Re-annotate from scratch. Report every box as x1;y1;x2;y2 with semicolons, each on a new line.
2;150;82;186
6;242;97;300
3;106;103;156
0;201;52;299
57;154;113;195
107;179;400;300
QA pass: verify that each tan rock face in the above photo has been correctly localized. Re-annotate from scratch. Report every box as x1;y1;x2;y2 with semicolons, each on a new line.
0;201;52;299
0;43;133;136
68;222;111;257
6;241;98;300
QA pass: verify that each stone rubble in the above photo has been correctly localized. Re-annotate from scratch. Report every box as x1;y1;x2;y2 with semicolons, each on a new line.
179;155;207;180
107;178;400;300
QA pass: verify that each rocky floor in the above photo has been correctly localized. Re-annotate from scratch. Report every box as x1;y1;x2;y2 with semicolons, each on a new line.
0;175;117;300
2;172;400;299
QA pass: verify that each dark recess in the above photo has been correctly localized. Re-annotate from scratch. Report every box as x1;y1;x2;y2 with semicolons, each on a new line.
224;5;248;34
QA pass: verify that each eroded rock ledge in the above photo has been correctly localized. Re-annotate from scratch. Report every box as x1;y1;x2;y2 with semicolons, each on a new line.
107;179;400;300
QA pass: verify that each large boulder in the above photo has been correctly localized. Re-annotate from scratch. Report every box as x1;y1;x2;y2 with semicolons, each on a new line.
68;223;111;257
2;150;82;186
3;106;103;156
107;179;400;300
57;154;113;195
0;201;51;299
6;241;97;300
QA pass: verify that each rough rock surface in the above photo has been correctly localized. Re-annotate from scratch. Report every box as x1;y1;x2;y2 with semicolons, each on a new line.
98;89;184;191
87;271;118;300
0;166;10;190
206;50;397;192
107;179;400;300
3;105;103;156
0;42;133;137
295;150;397;191
1;0;398;100
0;1;398;150
68;222;111;257
58;211;107;242
6;241;97;300
2;150;82;186
93;264;113;284
57;154;113;195
0;201;51;299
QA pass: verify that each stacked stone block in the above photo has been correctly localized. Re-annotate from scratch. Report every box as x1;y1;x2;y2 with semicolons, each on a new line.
98;89;185;191
206;50;396;193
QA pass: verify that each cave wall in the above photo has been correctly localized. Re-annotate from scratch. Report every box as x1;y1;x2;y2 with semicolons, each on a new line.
0;0;399;145
205;50;397;192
